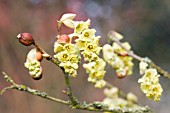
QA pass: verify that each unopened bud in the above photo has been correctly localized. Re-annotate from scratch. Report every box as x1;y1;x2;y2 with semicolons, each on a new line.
116;73;126;79
57;34;70;43
36;51;43;62
17;33;35;46
71;36;79;44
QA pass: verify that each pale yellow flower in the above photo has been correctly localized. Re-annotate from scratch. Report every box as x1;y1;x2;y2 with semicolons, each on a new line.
54;42;63;53
108;30;123;40
55;51;69;62
127;93;138;103
81;29;96;41
63;43;78;53
102;44;114;61
144;68;158;80
112;42;131;54
89;70;105;79
139;61;148;75
104;87;118;99
60;62;78;77
94;79;106;88
85;42;102;54
87;76;96;83
75;40;86;50
69;54;80;63
138;68;163;101
74;19;90;34
82;51;98;62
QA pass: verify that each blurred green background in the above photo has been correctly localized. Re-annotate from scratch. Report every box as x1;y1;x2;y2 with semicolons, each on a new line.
0;0;170;113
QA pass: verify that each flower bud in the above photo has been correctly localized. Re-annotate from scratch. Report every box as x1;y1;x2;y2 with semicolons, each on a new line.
59;13;76;28
71;36;79;44
116;73;126;79
36;51;43;62
17;33;35;46
57;34;70;43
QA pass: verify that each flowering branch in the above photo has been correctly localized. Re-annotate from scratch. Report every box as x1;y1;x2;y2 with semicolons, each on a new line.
108;30;170;80
33;41;78;105
1;72;151;113
34;38;137;107
2;13;167;112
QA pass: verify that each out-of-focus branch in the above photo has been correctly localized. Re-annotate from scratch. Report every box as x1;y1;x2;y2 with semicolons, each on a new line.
108;30;170;80
1;72;151;113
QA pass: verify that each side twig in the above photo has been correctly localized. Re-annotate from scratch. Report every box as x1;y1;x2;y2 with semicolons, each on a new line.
33;42;60;65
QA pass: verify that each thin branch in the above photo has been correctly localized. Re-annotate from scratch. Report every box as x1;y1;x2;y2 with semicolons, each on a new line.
1;72;151;113
33;42;60;65
1;72;69;105
64;73;78;105
108;30;170;80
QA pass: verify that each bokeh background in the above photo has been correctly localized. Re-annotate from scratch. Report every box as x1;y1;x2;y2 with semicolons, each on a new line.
0;0;170;113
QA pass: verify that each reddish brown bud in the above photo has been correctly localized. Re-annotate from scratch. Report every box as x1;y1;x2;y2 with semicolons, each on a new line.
36;51;43;62
17;33;35;46
62;90;67;94
57;34;70;43
32;66;43;80
116;73;127;79
115;51;128;57
71;36;79;44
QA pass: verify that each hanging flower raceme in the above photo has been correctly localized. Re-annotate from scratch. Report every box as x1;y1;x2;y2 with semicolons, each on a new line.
55;13;106;88
138;61;163;101
73;18;105;88
102;31;134;78
24;48;43;80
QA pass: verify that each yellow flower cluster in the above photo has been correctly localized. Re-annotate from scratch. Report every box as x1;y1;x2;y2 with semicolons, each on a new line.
138;61;163;101
56;13;106;87
73;19;106;88
24;49;42;79
103;34;134;78
103;87;138;109
25;60;41;78
54;42;80;77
